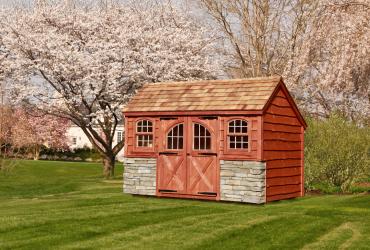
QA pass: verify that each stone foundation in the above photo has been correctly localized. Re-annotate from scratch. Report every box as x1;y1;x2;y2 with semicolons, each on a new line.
220;160;266;204
123;157;157;196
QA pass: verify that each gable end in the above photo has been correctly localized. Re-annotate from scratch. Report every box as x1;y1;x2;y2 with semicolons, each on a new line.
262;80;307;129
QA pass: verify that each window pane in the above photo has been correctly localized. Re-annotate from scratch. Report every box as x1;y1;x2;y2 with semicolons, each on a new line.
179;124;183;136
200;126;205;136
206;137;211;150
194;124;199;136
167;137;173;149
117;131;123;143
194;137;199;150
193;123;211;150
137;134;153;147
173;137;178;149
167;124;183;150
200;137;205;149
228;120;248;149
173;126;178;136
137;120;153;133
179;138;183;149
228;135;248;149
229;121;234;133
242;126;247;133
148;137;153;147
229;120;248;134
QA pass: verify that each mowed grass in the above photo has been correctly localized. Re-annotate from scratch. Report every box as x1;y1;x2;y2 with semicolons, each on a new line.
0;160;369;250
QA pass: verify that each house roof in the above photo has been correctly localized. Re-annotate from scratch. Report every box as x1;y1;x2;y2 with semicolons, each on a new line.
123;76;282;112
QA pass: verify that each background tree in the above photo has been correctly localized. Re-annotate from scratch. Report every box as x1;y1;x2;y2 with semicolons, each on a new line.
199;0;317;78
0;105;15;173
199;0;369;122
1;1;219;177
11;109;69;160
0;27;16;173
285;0;370;122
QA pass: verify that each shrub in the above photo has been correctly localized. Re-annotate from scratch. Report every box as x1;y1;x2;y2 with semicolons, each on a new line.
305;114;370;192
39;146;101;162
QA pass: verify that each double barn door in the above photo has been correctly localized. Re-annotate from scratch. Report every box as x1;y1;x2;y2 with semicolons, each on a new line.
157;117;219;199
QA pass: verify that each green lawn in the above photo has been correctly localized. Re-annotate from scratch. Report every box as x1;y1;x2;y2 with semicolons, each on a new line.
0;160;369;250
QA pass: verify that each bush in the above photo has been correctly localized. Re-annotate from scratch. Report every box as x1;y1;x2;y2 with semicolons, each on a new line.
305;114;370;192
39;146;101;162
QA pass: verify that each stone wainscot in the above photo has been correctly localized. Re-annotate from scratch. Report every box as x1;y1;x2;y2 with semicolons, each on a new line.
220;160;266;204
123;157;157;196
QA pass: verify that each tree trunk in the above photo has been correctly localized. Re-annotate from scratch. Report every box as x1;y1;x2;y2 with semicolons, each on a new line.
102;154;115;179
33;145;40;160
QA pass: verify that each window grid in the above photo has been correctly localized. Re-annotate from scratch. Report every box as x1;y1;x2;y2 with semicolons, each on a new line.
137;120;153;133
193;123;211;150
167;124;183;150
136;120;153;148
117;131;123;143
137;134;153;147
228;119;248;149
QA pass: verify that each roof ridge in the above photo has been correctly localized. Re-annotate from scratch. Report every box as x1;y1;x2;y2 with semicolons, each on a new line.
144;75;281;87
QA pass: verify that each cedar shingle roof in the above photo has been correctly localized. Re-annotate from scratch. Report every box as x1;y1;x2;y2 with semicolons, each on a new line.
123;76;282;112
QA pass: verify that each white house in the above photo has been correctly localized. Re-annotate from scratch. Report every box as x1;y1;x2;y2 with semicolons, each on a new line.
66;124;125;161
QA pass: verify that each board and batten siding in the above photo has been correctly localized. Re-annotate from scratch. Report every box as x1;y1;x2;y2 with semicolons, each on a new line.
263;88;304;202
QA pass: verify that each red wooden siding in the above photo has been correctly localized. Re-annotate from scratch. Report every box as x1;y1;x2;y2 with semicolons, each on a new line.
263;88;304;202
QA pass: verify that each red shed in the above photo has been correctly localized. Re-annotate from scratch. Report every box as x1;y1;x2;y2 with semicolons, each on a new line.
123;76;306;203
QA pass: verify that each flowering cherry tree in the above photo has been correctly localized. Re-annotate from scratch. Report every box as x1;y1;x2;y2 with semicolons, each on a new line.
11;109;69;160
285;0;370;122
0;106;16;174
1;1;218;177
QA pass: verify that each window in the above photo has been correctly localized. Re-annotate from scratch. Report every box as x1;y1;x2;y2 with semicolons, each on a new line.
194;123;211;150
117;131;123;143
72;137;77;145
167;124;183;149
228;119;248;149
136;120;153;147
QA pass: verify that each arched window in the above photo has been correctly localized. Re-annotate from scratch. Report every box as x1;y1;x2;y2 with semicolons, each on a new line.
194;123;211;150
228;119;248;149
136;120;153;147
167;124;184;149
